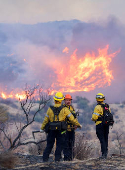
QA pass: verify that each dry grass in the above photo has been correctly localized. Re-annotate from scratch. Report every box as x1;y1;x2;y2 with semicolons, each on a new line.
0;105;8;123
28;133;47;155
74;133;93;160
0;151;20;169
28;144;39;155
28;140;47;155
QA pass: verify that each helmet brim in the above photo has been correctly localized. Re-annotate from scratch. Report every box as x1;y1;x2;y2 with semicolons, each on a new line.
64;98;72;100
53;96;64;101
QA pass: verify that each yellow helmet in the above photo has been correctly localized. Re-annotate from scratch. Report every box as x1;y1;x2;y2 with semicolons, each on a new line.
96;93;105;102
53;92;64;101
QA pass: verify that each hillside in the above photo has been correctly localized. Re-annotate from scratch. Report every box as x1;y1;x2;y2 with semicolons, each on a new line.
0;100;125;155
0;100;125;169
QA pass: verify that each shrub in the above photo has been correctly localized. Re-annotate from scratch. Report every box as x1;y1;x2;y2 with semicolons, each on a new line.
0;105;8;123
28;141;47;155
74;133;93;160
0;151;19;169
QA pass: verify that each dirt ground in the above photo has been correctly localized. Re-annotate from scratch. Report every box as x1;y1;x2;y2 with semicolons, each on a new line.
1;154;125;170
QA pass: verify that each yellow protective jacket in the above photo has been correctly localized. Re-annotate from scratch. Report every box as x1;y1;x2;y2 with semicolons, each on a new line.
41;103;80;130
92;102;111;125
63;104;77;131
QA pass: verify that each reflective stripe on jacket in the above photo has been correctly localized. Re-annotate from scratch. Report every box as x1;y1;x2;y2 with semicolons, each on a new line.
41;103;80;130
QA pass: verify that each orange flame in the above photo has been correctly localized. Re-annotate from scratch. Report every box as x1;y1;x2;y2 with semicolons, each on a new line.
7;53;14;57
0;45;120;100
63;47;69;54
0;87;43;100
50;45;120;92
1;92;26;100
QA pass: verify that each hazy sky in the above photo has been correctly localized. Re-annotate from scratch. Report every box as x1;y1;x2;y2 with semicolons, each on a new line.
0;0;125;24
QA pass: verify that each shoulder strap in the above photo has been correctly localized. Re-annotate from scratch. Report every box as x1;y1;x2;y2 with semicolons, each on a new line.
63;104;75;111
104;103;109;109
50;105;64;121
70;105;75;111
97;103;109;108
97;103;110;116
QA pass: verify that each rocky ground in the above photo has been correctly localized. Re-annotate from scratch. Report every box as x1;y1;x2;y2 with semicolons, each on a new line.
0;154;125;170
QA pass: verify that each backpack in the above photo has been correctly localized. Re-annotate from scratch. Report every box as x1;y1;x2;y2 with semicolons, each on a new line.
98;103;114;126
49;106;67;130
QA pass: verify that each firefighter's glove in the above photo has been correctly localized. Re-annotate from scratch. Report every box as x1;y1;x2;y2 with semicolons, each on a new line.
40;129;44;133
79;125;82;129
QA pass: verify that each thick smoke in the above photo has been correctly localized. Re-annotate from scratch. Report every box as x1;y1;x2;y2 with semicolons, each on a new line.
0;18;125;102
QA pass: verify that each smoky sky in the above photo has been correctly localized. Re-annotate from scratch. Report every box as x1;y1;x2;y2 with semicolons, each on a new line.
0;18;125;102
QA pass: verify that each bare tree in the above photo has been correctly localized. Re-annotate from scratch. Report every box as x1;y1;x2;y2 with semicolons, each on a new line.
0;85;50;152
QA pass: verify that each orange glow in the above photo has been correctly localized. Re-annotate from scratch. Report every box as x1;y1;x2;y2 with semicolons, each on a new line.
63;47;69;54
0;88;43;100
1;93;7;99
7;53;14;57
0;45;120;99
0;91;26;100
15;94;26;100
50;45;120;93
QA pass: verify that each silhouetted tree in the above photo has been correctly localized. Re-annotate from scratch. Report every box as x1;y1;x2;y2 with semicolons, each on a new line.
0;85;50;151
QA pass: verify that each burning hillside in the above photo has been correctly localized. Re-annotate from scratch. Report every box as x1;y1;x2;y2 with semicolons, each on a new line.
49;45;120;94
0;20;125;102
0;45;120;100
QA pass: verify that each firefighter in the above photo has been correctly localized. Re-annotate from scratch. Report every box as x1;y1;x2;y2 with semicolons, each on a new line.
92;93;111;159
63;94;77;161
41;92;82;162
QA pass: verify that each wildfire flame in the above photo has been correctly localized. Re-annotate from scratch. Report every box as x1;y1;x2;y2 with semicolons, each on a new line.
50;45;120;93
63;47;69;54
1;92;26;100
7;53;14;57
0;45;120;99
